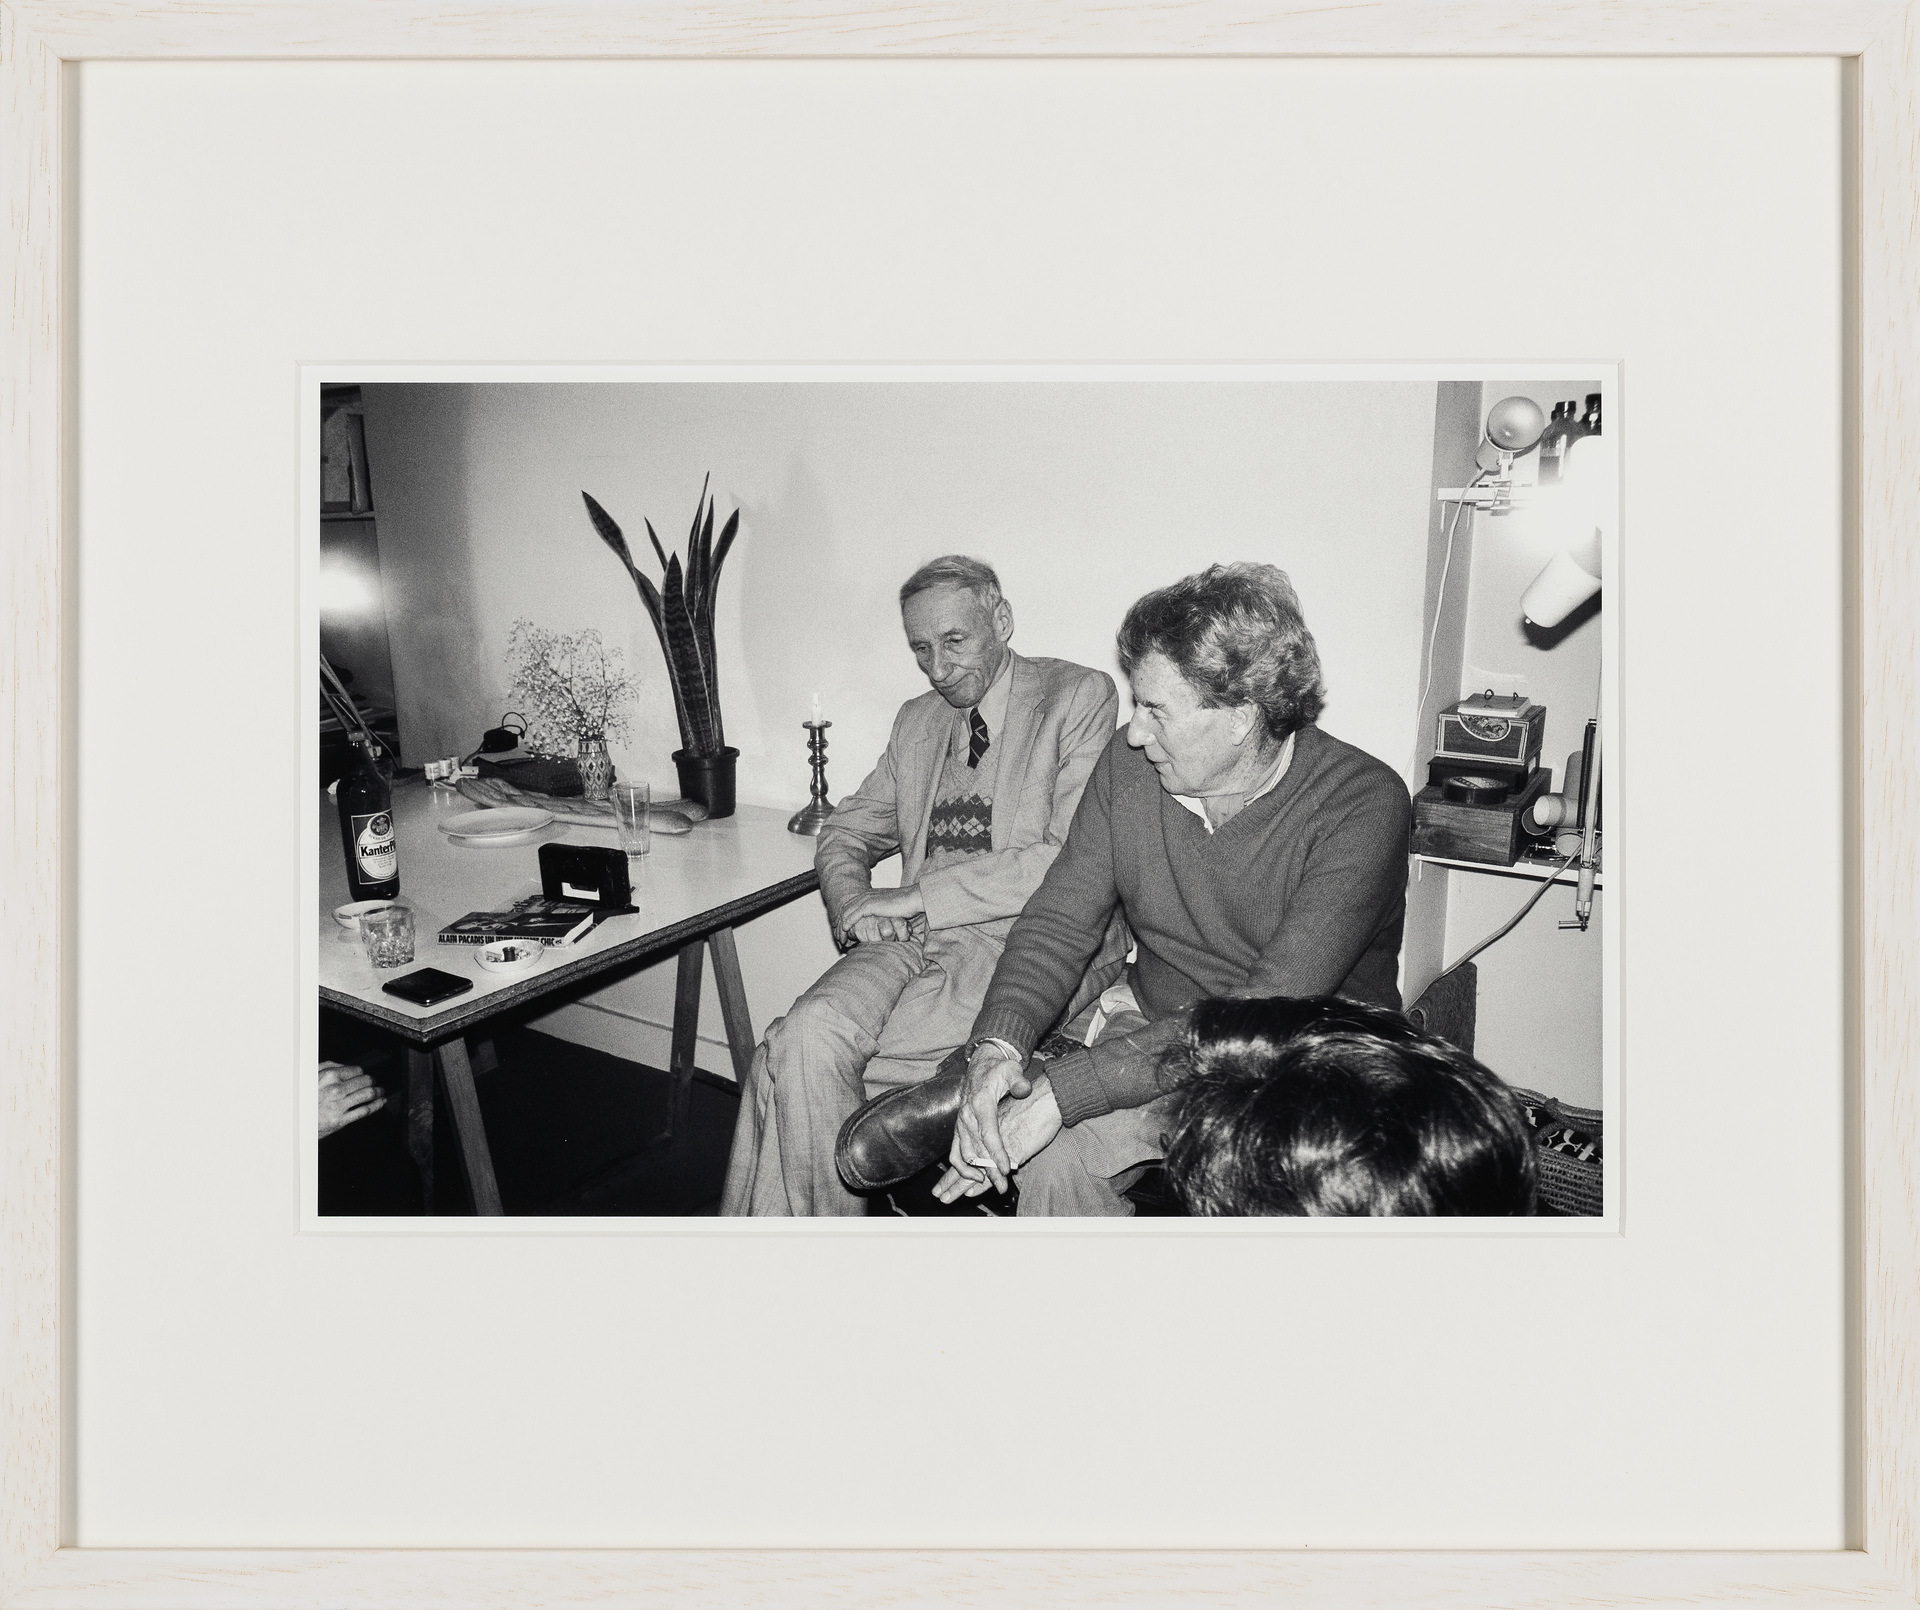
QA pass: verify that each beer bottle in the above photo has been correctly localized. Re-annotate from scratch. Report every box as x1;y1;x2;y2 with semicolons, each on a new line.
338;733;400;900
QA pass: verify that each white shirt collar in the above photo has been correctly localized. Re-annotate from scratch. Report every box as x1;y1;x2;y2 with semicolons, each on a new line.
1172;731;1297;834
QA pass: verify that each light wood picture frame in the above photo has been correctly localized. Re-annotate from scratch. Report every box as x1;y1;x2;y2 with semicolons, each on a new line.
3;3;1914;1604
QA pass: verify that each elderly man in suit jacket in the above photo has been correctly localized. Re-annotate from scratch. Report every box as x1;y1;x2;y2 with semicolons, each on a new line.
721;555;1121;1216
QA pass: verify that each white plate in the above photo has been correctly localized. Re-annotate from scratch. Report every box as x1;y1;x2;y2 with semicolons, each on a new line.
437;806;552;839
445;826;550;849
439;825;549;848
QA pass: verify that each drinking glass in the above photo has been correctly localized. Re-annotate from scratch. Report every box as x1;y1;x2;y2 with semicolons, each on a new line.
612;781;651;860
360;903;416;969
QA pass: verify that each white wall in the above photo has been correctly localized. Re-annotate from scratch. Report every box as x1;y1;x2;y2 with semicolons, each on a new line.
1435;380;1606;1106
362;380;1439;792
360;379;1444;1070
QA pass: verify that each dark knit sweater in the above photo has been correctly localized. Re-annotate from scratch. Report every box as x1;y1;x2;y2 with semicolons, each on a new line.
969;724;1413;1126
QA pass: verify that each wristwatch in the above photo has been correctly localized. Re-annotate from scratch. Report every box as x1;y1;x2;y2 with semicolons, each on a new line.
968;1035;1024;1062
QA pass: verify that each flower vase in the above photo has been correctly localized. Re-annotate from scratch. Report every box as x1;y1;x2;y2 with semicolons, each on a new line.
577;735;615;803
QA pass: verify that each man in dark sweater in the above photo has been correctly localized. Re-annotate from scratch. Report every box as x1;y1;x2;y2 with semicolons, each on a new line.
933;562;1413;1215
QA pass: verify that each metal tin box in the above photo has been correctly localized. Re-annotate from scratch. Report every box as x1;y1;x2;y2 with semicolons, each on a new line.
1435;692;1546;771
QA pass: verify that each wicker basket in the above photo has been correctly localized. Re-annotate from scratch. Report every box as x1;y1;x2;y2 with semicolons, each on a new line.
1510;1085;1604;1216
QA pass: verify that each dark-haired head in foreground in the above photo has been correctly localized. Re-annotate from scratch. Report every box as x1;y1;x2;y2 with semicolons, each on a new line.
1162;996;1537;1216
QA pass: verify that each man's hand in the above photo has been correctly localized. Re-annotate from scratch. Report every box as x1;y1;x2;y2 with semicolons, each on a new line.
945;1041;1035;1193
848;913;913;946
859;886;925;921
841;885;927;948
936;1073;1062;1202
318;1060;386;1139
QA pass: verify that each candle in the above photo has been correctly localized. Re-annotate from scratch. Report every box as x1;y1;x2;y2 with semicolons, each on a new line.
811;692;822;725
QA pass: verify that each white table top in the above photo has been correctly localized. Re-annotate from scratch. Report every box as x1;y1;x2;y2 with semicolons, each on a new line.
318;777;821;1043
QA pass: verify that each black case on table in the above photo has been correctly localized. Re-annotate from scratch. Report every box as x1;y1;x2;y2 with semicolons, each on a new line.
538;843;635;912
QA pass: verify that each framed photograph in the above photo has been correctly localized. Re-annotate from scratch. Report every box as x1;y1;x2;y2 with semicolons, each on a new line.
5;5;1914;1606
306;365;1618;1231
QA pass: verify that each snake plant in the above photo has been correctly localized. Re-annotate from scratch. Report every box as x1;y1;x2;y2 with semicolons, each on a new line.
580;475;740;759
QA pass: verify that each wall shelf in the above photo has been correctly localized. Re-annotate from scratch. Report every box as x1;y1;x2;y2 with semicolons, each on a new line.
1415;852;1603;891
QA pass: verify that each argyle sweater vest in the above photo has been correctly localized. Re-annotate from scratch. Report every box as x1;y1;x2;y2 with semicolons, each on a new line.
923;741;995;872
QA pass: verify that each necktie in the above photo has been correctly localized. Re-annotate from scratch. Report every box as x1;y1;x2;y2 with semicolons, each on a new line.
967;709;990;769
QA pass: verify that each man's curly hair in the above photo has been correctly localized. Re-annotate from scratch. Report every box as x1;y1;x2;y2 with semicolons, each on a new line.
1116;562;1327;741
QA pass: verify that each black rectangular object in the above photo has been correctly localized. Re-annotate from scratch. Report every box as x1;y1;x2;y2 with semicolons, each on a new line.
539;842;635;910
381;967;476;1007
479;754;583;796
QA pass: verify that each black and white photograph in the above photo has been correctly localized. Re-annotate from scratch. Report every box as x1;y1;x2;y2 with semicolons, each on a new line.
312;372;1612;1221
23;33;1881;1593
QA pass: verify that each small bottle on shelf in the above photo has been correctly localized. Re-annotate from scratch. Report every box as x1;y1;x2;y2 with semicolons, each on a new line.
1537;401;1571;484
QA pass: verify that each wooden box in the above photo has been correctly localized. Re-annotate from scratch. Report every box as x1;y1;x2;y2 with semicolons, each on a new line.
1435;693;1546;772
1410;768;1552;866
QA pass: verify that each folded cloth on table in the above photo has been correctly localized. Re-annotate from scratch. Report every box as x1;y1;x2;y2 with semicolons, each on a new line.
454;776;707;834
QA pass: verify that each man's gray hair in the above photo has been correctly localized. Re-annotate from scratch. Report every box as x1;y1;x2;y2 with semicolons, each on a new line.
1116;562;1327;741
899;555;1004;611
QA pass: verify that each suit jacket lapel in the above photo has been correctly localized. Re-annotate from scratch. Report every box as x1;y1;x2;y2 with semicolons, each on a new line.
988;653;1043;852
897;697;950;883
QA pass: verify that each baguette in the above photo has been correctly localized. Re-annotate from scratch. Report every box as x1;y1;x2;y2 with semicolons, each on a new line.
454;777;708;834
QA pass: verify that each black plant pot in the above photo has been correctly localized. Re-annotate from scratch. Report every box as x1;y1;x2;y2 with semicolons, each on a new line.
672;746;739;819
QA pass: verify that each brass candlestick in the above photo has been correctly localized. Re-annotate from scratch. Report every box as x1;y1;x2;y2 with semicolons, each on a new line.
787;720;836;835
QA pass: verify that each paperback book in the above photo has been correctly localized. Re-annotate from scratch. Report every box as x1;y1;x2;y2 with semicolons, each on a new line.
438;897;617;948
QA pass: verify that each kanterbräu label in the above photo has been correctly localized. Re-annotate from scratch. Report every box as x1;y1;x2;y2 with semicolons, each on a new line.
353;811;396;880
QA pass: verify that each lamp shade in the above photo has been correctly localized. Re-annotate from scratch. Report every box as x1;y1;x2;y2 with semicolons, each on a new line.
1485;395;1547;454
1521;526;1603;628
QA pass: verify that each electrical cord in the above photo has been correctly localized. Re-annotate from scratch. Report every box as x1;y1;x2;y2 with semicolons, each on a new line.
1436;852;1581;982
1413;469;1491;771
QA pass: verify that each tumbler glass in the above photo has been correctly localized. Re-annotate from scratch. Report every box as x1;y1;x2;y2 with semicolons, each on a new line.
360;903;416;969
612;781;651;860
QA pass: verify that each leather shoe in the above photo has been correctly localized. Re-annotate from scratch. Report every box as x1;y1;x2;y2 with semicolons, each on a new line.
836;1046;970;1191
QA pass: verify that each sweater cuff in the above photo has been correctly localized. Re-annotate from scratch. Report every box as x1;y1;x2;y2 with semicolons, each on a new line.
1042;1047;1112;1127
970;1006;1041;1059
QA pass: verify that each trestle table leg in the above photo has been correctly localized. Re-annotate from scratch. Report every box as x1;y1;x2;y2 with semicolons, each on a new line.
707;925;756;1085
404;1048;436;1214
434;1036;504;1216
663;940;706;1142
